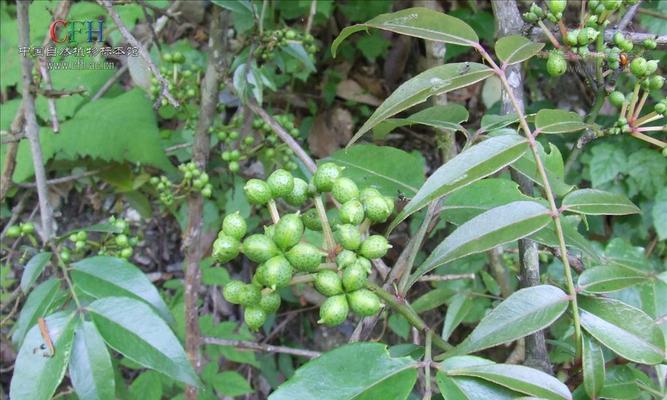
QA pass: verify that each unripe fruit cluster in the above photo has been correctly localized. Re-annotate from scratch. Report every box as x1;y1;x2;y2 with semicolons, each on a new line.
218;164;394;330
257;28;317;63
5;222;35;239
152;52;201;108
60;217;137;262
149;162;213;206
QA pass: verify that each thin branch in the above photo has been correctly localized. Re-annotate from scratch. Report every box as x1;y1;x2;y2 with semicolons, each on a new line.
91;64;128;101
16;169;104;188
417;273;475;282
0;107;25;201
530;27;667;49
202;337;321;358
618;0;642;30
305;0;317;34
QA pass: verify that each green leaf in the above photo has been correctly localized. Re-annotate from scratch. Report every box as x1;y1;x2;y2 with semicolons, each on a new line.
69;321;115;400
12;278;65;345
588;143;627;187
535;109;589;134
582;334;605;400
411;201;551;284
412;287;455;314
282;42;316;73
511;141;573;197
578;296;665;364
129;371;163;400
452;285;569;355
577;265;650;293
495;35;544;65
598;365;642;400
479;114;519;133
87;297;200;386
653;187;667;240
447;363;572;400
332;7;478;57
269;343;418;400
347;63;493;146
71;256;173;324
212;371;254;397
389;134;528;232
436;373;521;400
10;312;78;400
561;189;639;215
328;144;426;196
442;292;473;341
374;104;469;138
20;252;52;293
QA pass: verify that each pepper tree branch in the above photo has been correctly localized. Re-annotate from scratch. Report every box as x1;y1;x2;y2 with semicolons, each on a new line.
530;26;667;49
202;337;321;359
16;1;55;242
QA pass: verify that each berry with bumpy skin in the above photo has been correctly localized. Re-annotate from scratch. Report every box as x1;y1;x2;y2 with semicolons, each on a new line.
609;91;625;107
342;262;368;292
245;307;267;330
318;295;349;326
336;250;357;269
223;280;245;304
222;212;247;240
332;177;359;203
630;57;648;77
363;195;391;223
359;235;391;259
242;234;280;263
618;39;633;52
286;243;324;272
244;179;272;205
339;200;365;225
360;187;382;203
643;38;657;50
253;264;268;286
263;256;293;289
267;169;294;198
314;270;343;296
547;0;566;14
356;256;372;273
334;224;362;251
601;0;621;10
238;284;262;306
547;51;567;77
649;76;665;90
384;196;395;215
285;178;309;206
313;162;342;192
213;234;241;263
120;247;133;259
273;213;304;250
655;102;666;115
565;30;579;46
6;226;20;238
348;289;382;317
302;208;322;231
258;290;281;313
646;60;659;75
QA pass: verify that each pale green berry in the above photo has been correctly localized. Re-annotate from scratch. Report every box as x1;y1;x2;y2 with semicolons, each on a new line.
222;212;247;240
314;270;343;296
363;195;391;223
359;235;391;260
285;177;309;206
213;234;241;263
332;177;359;203
273;213;304;250
336;249;357;269
223;280;245;304
339;200;365;225
245;307;267;330
258;290;281;314
242;234;280;263
348;289;382;317
285;243;325;272
334;224;362;251
263;255;293;290
342;262;368;292
244;179;272;205
267;169;294;198
313;162;342;192
238;284;262;306
318;294;349;326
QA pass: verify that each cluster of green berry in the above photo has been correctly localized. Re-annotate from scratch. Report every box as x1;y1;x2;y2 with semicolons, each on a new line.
523;0;566;24
151;51;201;108
257;28;317;62
5;222;35;239
60;217;137;262
149;162;212;206
627;57;664;90
215;163;394;330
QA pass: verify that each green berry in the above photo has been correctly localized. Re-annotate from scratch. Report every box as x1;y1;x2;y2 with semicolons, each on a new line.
120;247;133;259
334;224;362;251
285;243;324;272
348;289;382;317
263;256;293;289
172;51;185;63
363;195;391;224
342;262;368;292
285;29;297;40
332;177;359;203
564;30;579;46
285;178;309;207
315;270;343;296
228;161;240;173
336;250;357;269
245;307;267;330
609;91;625;107
655;102;666;114
163;52;173;62
239;284;262;306
244;179;272;205
523;11;538;23
359;235;390;260
223;212;247;240
273;214;304;250
223;280;245;304
339;200;365;225
259;290;281;314
221;151;231;161
318;295;349;326
115;234;129;247
356;257;372;273
267;169;294;198
384;196;395;215
76;231;87;242
313;162;342;192
630;57;648;77
302;208;322;231
60;250;71;262
643;38;657;50
646;60;659;75
360;187;382;203
74;240;85;251
547;0;566;14
618;39;633;52
201;185;212;198
20;222;35;234
601;0;621;10
6;226;21;238
547;51;567;77
649;76;665;90
213;234;241;263
613;32;624;46
242;234;280;263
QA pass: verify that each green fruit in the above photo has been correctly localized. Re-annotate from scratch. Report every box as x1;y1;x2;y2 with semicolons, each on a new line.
547;0;566;14
285;177;309;207
331;177;359;203
259;290;281;313
313;162;342;192
263;256;293;289
336;250;357;269
245;307;267;330
342;262;368;292
253;264;268;286
314;270;343;296
228;161;240;173
120;248;133;259
363;195;391;223
223;280;245;304
244;179;272;205
285;29;297;40
360;187;382;203
222;212;247;240
76;231;87;242
655;102;667;114
74;241;85;251
302;208;322;231
267;169;294;198
242;234;280;263
286;243;324;272
618;39;633;52
273;213;304;250
630;57;648;77
564;30;579;46
601;0;621;10
547;51;567;76
213;234;241;263
339;200;365;225
613;32;624;46
609;91;625;107
523;11;538;23
20;222;35;234
318;295;349;326
356;257;372;273
348;289;382;317
60;250;71;262
530;3;544;18
238;284;262;306
359;235;390;260
646;60;659;75
649;76;665;90
334;224;362;251
6;226;21;238
643;38;657;50
115;234;129;247
384;196;395;215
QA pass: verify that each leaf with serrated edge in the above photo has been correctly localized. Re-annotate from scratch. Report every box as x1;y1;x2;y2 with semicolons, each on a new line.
582;334;605;399
577;265;649;293
495;35;545;65
562;189;640;215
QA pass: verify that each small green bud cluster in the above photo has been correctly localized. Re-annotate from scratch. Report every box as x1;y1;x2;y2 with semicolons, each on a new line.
257;28;317;62
522;2;563;24
59;217;138;262
251;114;301;171
5;222;35;239
149;162;213;206
607;116;632;136
654;98;667;116
152;52;201;108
